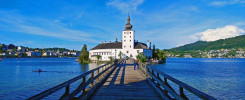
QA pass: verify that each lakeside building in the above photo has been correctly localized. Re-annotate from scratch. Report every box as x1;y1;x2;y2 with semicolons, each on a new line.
89;15;152;61
26;51;41;57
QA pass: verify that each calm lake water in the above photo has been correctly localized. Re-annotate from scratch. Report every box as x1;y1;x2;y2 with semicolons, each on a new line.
0;58;102;100
152;58;245;100
0;58;244;100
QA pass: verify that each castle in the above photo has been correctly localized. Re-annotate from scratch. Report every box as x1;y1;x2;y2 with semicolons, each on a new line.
89;15;152;61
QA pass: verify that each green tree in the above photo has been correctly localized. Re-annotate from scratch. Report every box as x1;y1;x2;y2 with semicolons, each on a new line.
96;55;101;61
22;52;27;57
136;52;147;62
12;47;17;52
79;44;90;63
118;51;123;59
152;44;156;58
156;49;167;63
108;56;113;61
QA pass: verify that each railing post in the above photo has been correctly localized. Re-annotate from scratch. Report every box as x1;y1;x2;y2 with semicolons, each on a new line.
151;69;154;81
157;73;160;87
164;77;167;84
82;76;86;95
146;66;149;77
97;69;100;81
91;72;94;87
179;86;188;100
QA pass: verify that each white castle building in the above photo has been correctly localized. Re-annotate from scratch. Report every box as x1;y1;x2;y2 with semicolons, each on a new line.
89;15;152;61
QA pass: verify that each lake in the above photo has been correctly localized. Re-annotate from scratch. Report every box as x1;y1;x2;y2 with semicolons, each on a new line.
0;58;103;100
0;58;244;100
152;58;245;100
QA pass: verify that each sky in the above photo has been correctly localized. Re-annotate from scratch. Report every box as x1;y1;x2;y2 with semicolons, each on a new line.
0;0;245;50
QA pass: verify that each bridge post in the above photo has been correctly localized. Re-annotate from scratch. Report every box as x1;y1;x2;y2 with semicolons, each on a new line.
97;69;100;81
157;73;160;87
91;72;94;87
82;76;86;95
179;86;188;100
151;69;154;81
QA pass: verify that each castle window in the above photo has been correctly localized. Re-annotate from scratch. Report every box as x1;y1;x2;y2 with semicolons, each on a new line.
130;32;131;34
124;36;126;38
127;51;129;53
130;45;131;48
130;40;131;42
130;36;131;38
124;40;126;42
137;50;140;53
124;46;126;48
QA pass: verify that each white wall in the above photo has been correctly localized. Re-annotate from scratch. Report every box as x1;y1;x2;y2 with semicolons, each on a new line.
122;30;135;58
89;49;123;61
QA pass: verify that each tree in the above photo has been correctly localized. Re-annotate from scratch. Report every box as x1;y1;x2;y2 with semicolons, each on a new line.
96;55;101;61
152;44;156;58
79;44;90;63
156;49;167;63
108;56;113;61
22;52;27;57
136;52;147;62
118;51;123;59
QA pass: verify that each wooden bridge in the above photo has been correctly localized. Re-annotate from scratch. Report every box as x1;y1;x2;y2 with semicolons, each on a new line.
27;59;216;100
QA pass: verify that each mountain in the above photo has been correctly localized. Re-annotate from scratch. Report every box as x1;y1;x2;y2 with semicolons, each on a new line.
172;35;245;51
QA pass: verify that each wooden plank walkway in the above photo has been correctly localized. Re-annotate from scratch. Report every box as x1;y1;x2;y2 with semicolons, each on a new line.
90;60;161;100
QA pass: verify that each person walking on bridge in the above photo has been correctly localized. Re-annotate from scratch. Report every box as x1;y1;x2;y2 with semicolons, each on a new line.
134;59;139;70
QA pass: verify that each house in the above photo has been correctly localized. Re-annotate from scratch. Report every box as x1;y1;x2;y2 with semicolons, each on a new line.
26;51;41;57
17;46;25;52
89;15;152;61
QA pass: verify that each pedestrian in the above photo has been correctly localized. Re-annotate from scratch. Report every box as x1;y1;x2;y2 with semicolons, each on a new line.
134;59;139;70
136;59;139;69
134;59;137;70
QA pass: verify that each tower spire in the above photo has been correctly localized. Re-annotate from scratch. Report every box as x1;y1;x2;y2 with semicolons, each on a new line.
125;13;132;30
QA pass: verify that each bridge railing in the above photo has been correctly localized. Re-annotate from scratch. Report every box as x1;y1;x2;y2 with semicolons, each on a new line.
138;62;216;100
27;59;124;100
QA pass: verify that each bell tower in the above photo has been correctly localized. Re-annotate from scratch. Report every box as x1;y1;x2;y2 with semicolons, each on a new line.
122;14;134;57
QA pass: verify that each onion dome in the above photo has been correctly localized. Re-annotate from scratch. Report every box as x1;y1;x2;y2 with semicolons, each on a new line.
125;15;133;30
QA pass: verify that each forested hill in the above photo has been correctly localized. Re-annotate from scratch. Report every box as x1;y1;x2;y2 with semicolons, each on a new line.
172;35;245;51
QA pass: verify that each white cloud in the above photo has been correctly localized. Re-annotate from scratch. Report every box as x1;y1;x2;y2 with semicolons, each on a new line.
210;0;245;6
0;10;100;43
191;25;245;41
107;0;144;13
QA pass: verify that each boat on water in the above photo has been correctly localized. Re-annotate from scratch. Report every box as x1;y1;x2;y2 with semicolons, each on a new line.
32;69;47;72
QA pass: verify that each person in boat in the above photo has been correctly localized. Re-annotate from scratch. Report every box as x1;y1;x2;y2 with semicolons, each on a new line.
33;69;43;72
37;69;42;72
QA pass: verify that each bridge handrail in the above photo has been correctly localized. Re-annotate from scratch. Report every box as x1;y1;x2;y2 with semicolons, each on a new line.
138;62;216;100
27;59;124;100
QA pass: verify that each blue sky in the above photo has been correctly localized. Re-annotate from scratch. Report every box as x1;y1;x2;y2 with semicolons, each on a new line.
0;0;245;50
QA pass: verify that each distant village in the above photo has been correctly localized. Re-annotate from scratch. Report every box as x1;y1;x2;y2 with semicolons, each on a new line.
166;48;245;58
0;43;80;57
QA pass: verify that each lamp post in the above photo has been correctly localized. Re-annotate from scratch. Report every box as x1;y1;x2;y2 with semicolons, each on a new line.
115;49;117;59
